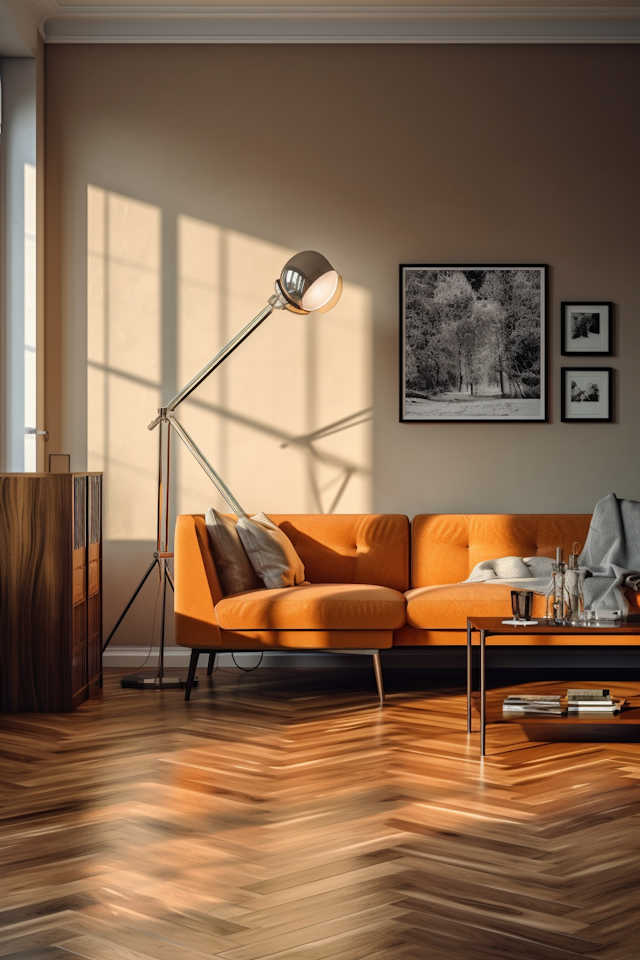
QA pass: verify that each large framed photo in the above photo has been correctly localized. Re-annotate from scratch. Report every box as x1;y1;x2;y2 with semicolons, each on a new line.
561;301;612;356
400;265;547;422
561;367;612;422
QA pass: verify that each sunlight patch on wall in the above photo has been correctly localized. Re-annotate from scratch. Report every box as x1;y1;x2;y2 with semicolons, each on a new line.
175;217;372;516
87;186;161;539
87;191;372;542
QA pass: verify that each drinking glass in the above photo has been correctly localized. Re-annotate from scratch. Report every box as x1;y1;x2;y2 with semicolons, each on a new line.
511;590;533;622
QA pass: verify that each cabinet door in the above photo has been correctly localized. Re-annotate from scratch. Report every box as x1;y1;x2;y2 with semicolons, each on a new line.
72;476;89;705
87;476;102;684
0;475;73;712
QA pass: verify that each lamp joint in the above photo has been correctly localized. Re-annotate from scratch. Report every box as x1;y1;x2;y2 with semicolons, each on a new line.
269;288;288;311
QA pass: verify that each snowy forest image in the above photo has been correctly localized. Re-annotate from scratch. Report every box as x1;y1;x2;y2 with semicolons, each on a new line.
402;267;545;420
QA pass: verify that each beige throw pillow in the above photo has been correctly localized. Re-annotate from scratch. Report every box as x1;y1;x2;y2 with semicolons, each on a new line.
236;512;306;589
205;508;263;595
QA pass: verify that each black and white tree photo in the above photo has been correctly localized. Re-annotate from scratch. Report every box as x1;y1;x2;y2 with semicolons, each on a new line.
400;265;547;421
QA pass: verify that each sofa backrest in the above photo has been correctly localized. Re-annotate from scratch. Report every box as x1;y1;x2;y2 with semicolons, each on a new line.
185;513;410;594
269;514;410;592
411;514;592;588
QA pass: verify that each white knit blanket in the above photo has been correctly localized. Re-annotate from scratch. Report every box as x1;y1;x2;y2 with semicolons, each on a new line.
463;555;553;595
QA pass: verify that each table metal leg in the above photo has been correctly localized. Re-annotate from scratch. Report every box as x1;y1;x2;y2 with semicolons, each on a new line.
480;629;486;757
467;621;472;733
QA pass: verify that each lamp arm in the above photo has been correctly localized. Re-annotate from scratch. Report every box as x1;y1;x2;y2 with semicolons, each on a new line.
145;289;290;520
167;414;248;518
165;299;279;414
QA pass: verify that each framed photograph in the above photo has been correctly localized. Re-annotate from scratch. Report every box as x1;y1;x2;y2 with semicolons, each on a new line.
400;265;547;422
560;301;612;355
561;367;612;422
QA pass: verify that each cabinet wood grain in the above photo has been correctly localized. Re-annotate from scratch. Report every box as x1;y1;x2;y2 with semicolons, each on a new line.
0;473;102;712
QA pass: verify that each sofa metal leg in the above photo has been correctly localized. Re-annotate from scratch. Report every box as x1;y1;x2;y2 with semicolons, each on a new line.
207;652;216;676
373;652;384;707
184;649;199;701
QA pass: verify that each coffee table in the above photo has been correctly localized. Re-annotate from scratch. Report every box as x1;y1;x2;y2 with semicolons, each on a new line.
467;615;640;756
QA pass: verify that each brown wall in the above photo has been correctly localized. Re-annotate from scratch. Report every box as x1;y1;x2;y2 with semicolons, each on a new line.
44;44;640;642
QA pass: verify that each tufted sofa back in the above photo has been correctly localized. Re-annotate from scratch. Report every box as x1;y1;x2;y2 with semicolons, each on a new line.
268;514;410;592
184;514;410;596
411;514;592;588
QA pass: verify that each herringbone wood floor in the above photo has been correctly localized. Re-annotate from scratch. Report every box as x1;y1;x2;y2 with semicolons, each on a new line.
1;667;640;960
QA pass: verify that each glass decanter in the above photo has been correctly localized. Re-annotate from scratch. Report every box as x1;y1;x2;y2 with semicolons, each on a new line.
565;542;584;624
547;547;570;624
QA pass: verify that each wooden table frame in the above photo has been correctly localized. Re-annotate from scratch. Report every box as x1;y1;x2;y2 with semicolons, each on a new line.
466;615;640;757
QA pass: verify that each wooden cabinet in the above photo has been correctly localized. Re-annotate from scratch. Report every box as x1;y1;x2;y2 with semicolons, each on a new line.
0;473;102;712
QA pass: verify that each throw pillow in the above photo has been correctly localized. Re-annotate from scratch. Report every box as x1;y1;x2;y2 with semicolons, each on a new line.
205;508;264;595
236;512;306;589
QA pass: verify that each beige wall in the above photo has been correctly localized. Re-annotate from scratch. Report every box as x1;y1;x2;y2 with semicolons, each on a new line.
44;44;640;643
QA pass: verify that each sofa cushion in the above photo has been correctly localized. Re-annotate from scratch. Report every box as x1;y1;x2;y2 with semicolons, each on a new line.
205;508;263;595
405;583;549;630
406;581;640;630
216;583;407;631
236;512;306;589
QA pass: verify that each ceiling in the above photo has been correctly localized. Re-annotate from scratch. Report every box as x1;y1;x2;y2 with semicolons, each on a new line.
1;1;640;56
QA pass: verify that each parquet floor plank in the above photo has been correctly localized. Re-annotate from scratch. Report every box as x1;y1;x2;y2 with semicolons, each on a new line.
0;947;73;960
54;933;163;960
1;669;639;959
229;888;401;943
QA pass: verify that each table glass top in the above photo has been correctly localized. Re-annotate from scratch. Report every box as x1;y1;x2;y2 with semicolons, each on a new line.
468;615;640;633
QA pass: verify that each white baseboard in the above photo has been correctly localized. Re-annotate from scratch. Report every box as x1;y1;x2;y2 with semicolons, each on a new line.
102;646;378;669
102;647;249;668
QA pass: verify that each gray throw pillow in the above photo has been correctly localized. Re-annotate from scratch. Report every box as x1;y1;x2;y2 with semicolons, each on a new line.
205;508;264;595
236;512;306;589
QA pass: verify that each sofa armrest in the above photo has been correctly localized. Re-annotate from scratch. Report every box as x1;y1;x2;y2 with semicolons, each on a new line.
174;514;224;648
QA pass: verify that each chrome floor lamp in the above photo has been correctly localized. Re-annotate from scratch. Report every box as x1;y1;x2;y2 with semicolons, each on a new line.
102;251;343;689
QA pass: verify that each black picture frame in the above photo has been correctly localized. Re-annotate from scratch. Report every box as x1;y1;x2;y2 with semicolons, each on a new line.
560;301;612;356
561;367;613;422
400;264;547;422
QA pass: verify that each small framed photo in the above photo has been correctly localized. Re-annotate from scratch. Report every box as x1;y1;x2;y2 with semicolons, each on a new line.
561;301;612;355
561;367;612;422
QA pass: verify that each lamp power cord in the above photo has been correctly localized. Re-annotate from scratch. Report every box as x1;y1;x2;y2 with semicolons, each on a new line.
231;652;264;673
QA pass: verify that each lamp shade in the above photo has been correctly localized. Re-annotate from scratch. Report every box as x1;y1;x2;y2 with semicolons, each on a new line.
278;251;343;315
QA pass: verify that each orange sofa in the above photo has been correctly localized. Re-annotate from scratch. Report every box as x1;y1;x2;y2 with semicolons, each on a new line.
397;513;639;647
174;513;410;702
175;512;639;704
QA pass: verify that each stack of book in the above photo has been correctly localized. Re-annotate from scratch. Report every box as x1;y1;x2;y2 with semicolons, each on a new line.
502;694;564;716
566;688;626;715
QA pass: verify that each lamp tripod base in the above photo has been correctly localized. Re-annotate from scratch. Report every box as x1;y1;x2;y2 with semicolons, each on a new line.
106;554;197;693
120;672;199;690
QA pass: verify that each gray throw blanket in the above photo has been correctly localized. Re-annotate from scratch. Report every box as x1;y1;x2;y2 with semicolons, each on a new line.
464;493;640;615
579;493;640;614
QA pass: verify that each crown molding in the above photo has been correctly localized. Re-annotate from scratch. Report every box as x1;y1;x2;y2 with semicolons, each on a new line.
0;0;56;54
40;6;640;44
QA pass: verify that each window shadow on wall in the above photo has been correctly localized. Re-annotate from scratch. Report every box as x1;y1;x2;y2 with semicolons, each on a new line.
87;188;373;541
